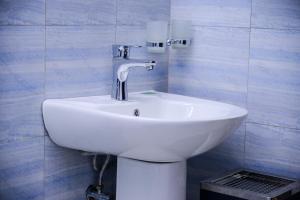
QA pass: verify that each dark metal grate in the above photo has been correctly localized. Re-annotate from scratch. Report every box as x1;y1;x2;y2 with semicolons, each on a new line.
213;170;293;194
201;170;300;200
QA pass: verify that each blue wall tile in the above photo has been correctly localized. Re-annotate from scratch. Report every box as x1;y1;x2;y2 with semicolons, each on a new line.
0;26;44;100
0;96;44;141
116;25;147;46
46;25;115;98
46;0;117;25
0;26;45;139
2;1;300;200
45;137;95;200
0;1;171;200
0;0;45;25
245;123;300;179
117;0;170;26
169;26;249;107
252;0;300;29
248;28;300;129
170;1;300;200
0;137;44;200
171;0;251;27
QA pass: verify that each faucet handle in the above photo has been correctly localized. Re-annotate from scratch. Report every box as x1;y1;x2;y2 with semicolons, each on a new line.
112;45;143;59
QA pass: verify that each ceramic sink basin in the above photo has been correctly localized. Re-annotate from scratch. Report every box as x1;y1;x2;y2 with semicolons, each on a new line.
42;91;247;162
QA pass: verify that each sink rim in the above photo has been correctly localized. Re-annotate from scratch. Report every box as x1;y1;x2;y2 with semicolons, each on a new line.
42;90;248;162
43;90;248;123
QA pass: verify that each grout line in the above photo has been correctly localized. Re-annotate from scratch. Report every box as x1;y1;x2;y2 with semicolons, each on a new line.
250;26;300;31
114;0;118;43
176;24;300;31
243;0;253;169
43;1;47;199
166;0;171;93
0;24;117;27
245;121;300;131
44;0;47;104
44;24;116;27
244;122;247;167
246;2;253;118
2;24;299;31
5;135;45;140
192;24;250;29
0;24;45;26
43;135;46;199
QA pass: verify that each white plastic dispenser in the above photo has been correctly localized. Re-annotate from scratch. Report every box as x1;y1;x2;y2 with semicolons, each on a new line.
146;21;168;53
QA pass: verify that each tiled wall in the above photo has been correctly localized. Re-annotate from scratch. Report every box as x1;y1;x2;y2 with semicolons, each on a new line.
1;0;299;200
0;0;169;199
170;0;300;199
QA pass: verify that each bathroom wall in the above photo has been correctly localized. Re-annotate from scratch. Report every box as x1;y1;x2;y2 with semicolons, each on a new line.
169;0;300;199
1;1;299;200
0;0;169;199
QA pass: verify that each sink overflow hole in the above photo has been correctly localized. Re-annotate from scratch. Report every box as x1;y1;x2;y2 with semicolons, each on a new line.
134;109;140;117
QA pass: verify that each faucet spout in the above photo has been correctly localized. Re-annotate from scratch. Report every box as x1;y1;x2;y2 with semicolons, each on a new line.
111;60;156;101
117;61;156;82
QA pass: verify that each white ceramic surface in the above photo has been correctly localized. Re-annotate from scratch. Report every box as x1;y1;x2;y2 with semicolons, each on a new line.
43;91;247;162
117;157;186;200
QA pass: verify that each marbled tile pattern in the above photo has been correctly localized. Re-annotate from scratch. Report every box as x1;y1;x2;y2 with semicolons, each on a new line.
0;96;44;141
46;25;115;98
245;123;300;179
171;0;251;27
170;1;300;199
0;0;45;25
117;0;170;26
46;0;117;25
248;29;300;129
0;137;44;200
169;26;249;107
0;26;45;139
45;137;95;200
0;26;44;100
1;0;300;200
252;0;300;29
0;0;171;200
116;25;147;47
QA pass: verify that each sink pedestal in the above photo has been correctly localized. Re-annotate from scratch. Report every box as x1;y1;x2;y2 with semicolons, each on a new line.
116;157;186;200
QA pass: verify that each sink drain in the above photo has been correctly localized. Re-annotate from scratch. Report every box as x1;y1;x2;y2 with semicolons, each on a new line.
133;109;140;117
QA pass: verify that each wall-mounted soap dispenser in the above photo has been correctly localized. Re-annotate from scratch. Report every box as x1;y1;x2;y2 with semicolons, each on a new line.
169;20;192;48
146;20;192;53
146;21;169;53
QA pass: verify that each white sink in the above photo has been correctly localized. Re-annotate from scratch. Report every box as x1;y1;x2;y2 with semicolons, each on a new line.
43;91;247;162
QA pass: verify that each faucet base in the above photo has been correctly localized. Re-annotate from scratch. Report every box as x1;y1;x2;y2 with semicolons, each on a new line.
111;45;156;101
111;79;128;101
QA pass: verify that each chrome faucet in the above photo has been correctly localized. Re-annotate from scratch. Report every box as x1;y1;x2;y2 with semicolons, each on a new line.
111;45;156;101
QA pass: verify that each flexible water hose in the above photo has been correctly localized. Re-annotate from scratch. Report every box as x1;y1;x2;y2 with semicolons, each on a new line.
98;154;110;187
93;155;98;171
